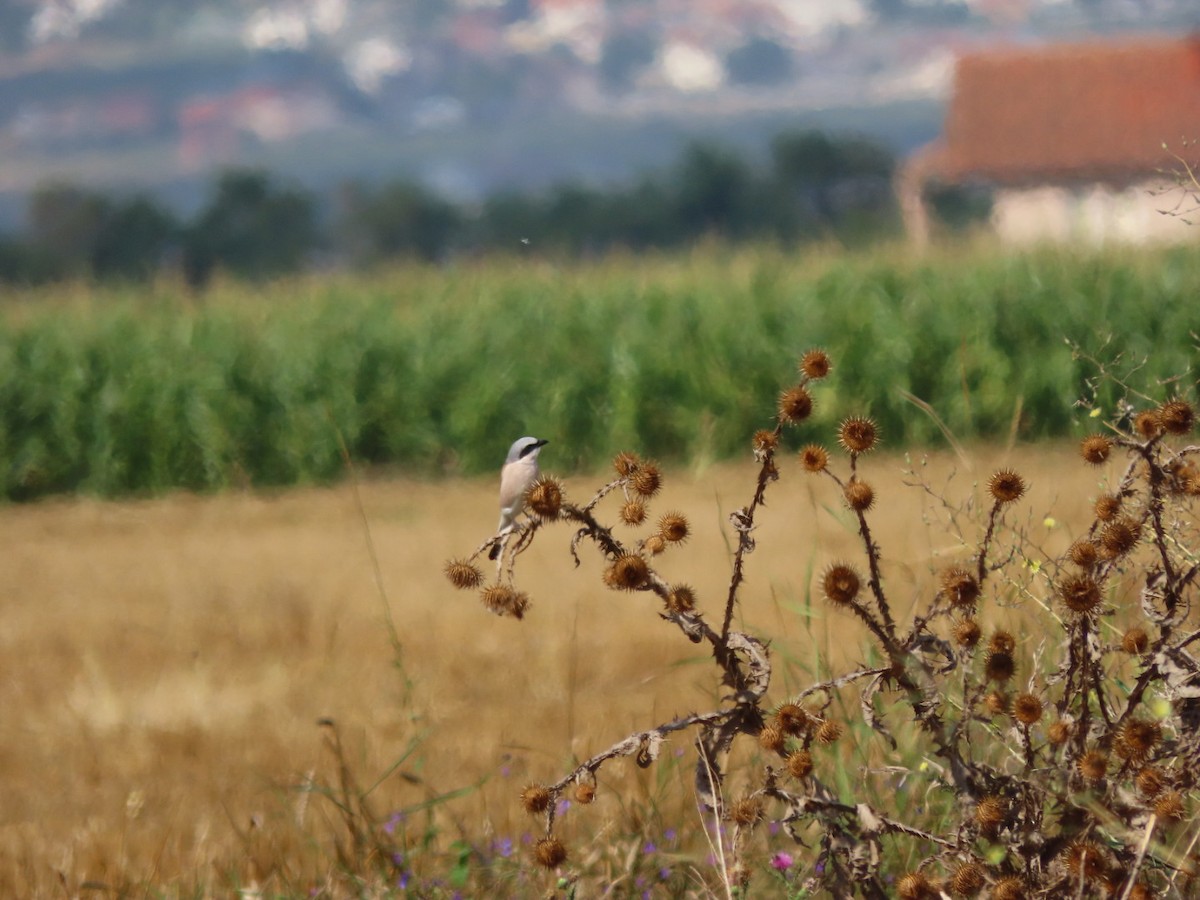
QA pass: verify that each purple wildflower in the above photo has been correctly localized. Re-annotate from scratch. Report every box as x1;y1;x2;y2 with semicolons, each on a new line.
770;852;794;872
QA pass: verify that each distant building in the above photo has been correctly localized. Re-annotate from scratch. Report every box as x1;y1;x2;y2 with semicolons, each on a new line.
899;35;1200;246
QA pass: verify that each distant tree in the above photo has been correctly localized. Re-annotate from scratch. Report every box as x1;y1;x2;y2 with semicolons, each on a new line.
725;37;793;87
672;142;757;239
92;195;179;282
182;169;319;287
25;183;112;279
599;31;658;93
338;180;462;263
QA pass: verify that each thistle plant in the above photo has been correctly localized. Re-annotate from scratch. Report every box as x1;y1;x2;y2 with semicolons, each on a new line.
446;349;1200;898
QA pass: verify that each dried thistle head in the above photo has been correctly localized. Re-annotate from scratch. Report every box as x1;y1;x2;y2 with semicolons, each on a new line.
1012;692;1043;725
729;796;764;826
1093;493;1122;521
1154;790;1185;824
983;691;1009;715
815;720;844;745
608;554;649;591
1080;433;1114;465
786;749;814;778
444;558;484;590
799;348;831;380
613;451;641;477
1115;718;1162;761
989;630;1016;655
631;462;662;498
949;861;986;896
1099;517;1141;559
758;723;786;754
843;478;875;512
799;444;829;473
991;877;1025;900
657;511;689;543
481;584;531;619
532;836;567;868
838;416;878;454
1062;840;1108;882
974;795;1006;835
752;429;779;454
1158;398;1195;435
984;650;1015;683
1047;720;1071;745
526;475;564;519
775;703;809;735
665;584;696;614
644;533;666;555
521;784;552;814
1135;410;1163;440
987;469;1026;504
778;385;814;424
1076;749;1108;782
896;872;936;900
1068;539;1099;568
953;618;982;649
1122;627;1149;655
1059;573;1102;615
620;499;647;526
941;568;981;607
1136;765;1167;798
821;563;861;606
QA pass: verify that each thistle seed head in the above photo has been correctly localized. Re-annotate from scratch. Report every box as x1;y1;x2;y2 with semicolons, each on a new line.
941;568;981;607
1080;433;1113;465
838;416;878;454
822;563;861;606
533;836;567;868
991;877;1025;900
1135;410;1163;439
988;468;1026;504
758;723;786;753
1136;765;1167;798
799;444;829;473
631;462;662;498
526;475;564;519
608;554;649;591
775;703;809;735
444;558;484;590
1012;693;1043;725
1059;573;1102;615
620;499;647;526
897;872;935;900
665;584;696;614
613;451;641;477
1093;493;1122;521
1158;398;1195;435
974;795;1006;834
521;784;552;814
786;749;814;778
1154;790;1185;824
949;861;986;896
480;584;530;619
657;511;689;543
778;385;814;424
1068;539;1099;568
815;720;844;745
1115;718;1162;761
1062;840;1108;881
729;796;764;826
953;618;982;648
843;478;875;512
752;429;779;453
984;650;1015;683
1099;517;1141;559
1047;720;1071;745
1122;627;1149;655
989;630;1016;655
1077;749;1108;781
799;348;831;380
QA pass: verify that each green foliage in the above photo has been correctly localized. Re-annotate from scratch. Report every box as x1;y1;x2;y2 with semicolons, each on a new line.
0;244;1196;500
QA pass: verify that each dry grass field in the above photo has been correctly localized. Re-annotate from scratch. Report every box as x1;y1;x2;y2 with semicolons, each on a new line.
0;443;1115;896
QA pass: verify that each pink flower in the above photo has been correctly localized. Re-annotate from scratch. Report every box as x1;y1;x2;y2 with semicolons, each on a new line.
770;851;794;872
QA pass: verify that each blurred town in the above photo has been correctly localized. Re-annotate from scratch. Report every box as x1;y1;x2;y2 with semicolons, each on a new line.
0;0;1196;282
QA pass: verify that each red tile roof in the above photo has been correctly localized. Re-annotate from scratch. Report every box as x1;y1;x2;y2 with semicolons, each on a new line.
925;34;1200;186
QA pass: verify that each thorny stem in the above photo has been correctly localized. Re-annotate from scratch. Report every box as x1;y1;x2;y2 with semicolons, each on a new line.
719;424;783;648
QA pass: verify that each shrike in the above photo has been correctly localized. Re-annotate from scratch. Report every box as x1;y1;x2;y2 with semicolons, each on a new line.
489;436;548;560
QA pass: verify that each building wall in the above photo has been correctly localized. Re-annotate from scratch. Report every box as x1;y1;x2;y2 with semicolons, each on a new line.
990;180;1194;245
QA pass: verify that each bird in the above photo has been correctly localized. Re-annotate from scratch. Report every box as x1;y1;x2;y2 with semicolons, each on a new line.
489;436;548;560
